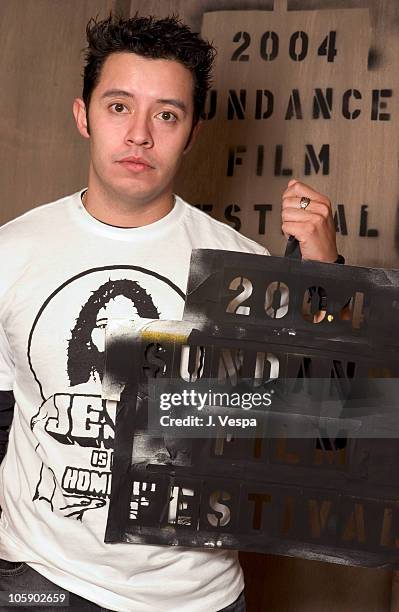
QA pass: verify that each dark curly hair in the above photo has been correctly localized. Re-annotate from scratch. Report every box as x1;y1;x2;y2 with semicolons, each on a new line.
67;278;160;386
82;14;216;124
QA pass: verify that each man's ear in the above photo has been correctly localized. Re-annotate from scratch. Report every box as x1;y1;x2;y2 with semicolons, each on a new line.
183;119;202;154
73;98;90;138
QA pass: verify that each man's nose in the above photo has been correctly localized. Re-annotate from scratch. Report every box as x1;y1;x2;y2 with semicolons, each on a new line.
125;113;153;147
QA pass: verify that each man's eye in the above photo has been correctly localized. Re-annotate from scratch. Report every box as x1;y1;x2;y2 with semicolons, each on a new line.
157;111;177;122
111;103;128;113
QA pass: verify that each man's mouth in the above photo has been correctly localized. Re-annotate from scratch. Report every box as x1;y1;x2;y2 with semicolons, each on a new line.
117;156;154;172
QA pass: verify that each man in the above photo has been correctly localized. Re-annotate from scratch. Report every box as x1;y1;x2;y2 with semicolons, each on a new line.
0;14;338;612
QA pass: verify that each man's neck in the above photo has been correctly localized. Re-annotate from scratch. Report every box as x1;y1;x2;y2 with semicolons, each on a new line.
82;180;175;228
81;192;136;228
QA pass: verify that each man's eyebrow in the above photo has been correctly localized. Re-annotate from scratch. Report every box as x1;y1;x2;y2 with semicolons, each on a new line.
101;89;134;99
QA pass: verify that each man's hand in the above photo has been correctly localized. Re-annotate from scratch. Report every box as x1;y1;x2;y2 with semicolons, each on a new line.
281;179;338;262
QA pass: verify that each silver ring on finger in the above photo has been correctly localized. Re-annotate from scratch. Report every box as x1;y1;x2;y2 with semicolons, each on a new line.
299;196;311;210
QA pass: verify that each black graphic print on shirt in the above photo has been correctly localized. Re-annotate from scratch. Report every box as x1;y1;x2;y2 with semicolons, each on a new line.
27;266;184;520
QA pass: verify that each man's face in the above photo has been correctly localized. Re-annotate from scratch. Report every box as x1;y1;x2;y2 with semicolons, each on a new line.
75;52;197;206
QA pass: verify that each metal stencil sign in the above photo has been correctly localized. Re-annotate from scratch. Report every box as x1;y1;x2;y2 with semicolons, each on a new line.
104;249;399;568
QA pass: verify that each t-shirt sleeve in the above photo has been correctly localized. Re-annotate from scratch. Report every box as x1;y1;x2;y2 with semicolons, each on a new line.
0;322;14;389
0;390;14;467
0;323;15;468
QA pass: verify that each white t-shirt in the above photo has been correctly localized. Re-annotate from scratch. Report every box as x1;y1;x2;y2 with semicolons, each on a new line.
0;191;268;612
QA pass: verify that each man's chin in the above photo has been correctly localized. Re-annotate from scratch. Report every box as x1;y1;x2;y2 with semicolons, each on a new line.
113;185;171;207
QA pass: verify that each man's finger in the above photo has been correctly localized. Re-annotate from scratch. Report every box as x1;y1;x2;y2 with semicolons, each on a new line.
281;221;309;241
282;196;331;218
281;209;329;225
282;181;330;206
